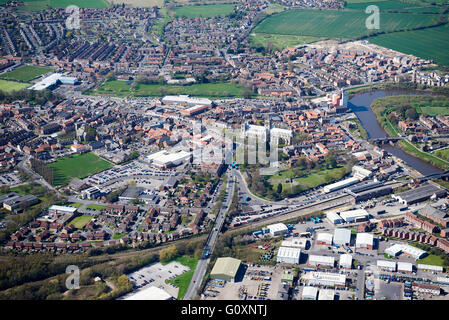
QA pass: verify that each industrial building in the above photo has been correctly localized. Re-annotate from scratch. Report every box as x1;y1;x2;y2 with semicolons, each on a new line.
384;243;426;260
392;183;446;206
418;264;443;272
351;186;393;203
397;262;414;273
123;285;174;300
326;211;343;225
281;238;308;249
318;289;335;300
48;205;78;215
323;177;359;193
146;150;191;168
352;165;373;180
267;223;289;236
162;95;212;107
333;228;351;245
276;246;301;264
377;260;396;272
355;233;374;250
307;272;346;287
210;257;241;282
308;255;335;268
302;286;318;300
29;73;78;91
180;104;210;117
339;254;353;269
316;232;333;245
339;209;369;223
2;193;38;212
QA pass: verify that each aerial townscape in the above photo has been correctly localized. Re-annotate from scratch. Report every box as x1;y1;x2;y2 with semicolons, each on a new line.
0;0;449;304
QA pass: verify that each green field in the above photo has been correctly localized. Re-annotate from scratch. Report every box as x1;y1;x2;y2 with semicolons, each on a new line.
163;256;198;300
11;0;109;11
70;214;93;229
0;65;53;82
434;148;449;161
173;4;236;17
253;9;440;39
49;152;113;186
369;23;449;66
86;204;108;211
417;254;445;267
250;33;324;50
345;0;420;10
270;166;347;190
0;80;30;92
87;80;253;98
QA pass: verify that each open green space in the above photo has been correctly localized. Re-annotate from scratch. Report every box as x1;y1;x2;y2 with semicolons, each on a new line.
0;65;53;82
70;214;93;229
173;3;236;17
0;80;30;92
12;0;110;11
345;0;420;10
86;204;108;211
417;254;445;267
369;23;449;66
163;256;198;300
86;80;253;98
48;152;113;186
249;33;324;50
112;233;125;240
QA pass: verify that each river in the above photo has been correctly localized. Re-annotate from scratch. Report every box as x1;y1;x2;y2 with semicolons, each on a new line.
348;90;443;176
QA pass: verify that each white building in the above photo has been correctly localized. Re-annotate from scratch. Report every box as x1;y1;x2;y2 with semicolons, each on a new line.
377;260;396;272
326;211;343;225
162;95;212;106
318;289;335;300
270;127;293;145
384;244;426;260
339;209;369;223
355;233;374;249
146;150;191;168
418;264;443;272
307;272;346;287
352;165;373;180
308;255;335;267
397;262;414;273
339;254;353;269
316;232;333;245
323;177;359;193
48;205;77;215
333;228;351;245
281;238;308;249
267;223;289;236
29;73;77;90
276;246;301;264
302;286;318;300
123;285;174;300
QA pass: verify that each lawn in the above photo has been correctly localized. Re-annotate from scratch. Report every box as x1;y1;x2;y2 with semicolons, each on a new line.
163;256;198;300
0;80;30;92
86;204;108;211
70;214;93;229
173;4;236;18
269;166;347;189
0;65;53;82
15;0;109;11
48;152;113;186
417;254;445;267
434;148;449;161
112;233;125;240
87;80;253;98
369;23;449;66
250;33;324;50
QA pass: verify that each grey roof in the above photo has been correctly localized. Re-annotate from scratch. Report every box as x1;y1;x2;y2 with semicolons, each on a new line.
396;183;446;204
420;204;448;220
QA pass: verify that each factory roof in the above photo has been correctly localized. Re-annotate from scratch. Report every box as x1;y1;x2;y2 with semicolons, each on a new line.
356;233;374;246
277;246;301;259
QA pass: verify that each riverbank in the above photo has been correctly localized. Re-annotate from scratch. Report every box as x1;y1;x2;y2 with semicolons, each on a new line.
346;82;449;99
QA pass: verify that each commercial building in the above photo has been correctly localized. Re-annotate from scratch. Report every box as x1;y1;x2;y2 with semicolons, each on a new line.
333;228;351;245
180;104;210;117
352;165;373;180
318;289;335;300
326;211;343;225
418;264;443;272
377;260;396;272
384;243;426;260
323;177;359;193
81;186;102;200
339;254;353;269
276;246;301;264
123;285;174;300
355;233;374;250
392;183;446;206
412;283;440;296
302;286;318;300
316;232;333;245
419;204;449;227
2;194;38;212
352;186;393;203
119;186;143;201
162;95;212;107
281;238;308;249
267;223;288;236
146;150;191;168
29;73;78;91
48;205;78;215
308;255;335;268
339;209;369;223
307;272;346;287
397;262;414;273
210;257;241;282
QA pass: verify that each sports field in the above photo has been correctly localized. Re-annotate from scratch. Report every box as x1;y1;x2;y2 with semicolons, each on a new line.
70;214;93;229
0;65;53;82
87;80;253;98
49;152;113;186
14;0;109;11
369;23;449;66
253;9;440;39
173;4;235;17
0;80;30;92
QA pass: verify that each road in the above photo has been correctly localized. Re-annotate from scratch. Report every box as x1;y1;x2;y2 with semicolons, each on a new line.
183;169;236;300
17;155;61;196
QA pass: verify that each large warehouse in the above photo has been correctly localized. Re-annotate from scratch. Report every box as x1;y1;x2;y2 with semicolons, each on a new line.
355;233;374;250
377;260;396;272
392;183;446;206
323;177;359;193
339;254;353;269
276;246;301;264
267;223;289;236
308;255;335;267
333;228;351;245
316;232;333;245
339;209;369;223
146;150;191;168
384;243;426;260
307;272;346;287
326;211;343;225
210;257;242;282
302;286;318;300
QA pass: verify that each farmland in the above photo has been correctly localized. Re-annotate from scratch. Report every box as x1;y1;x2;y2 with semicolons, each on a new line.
173;3;236;17
48;152;113;186
249;33;324;50
14;0;109;11
0;65;53;82
105;0;163;7
0;80;30;92
86;80;253;98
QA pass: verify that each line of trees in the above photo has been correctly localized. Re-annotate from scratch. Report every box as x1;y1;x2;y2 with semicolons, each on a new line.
30;158;54;185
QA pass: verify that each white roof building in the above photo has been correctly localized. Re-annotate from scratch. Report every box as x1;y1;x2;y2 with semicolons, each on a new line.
352;165;373;180
276;246;301;264
29;73;77;90
339;209;369;222
307;272;346;287
339;254;353;269
281;238;308;249
123;286;173;300
384;244;426;260
418;264;443;272
333;228;351;245
267;223;288;236
308;255;335;267
377;260;397;271
397;262;414;273
302;286;318;300
323;177;359;193
326;211;343;224
356;233;374;249
316;232;333;245
318;289;335;300
146;150;191;168
162;95;212;106
49;205;78;214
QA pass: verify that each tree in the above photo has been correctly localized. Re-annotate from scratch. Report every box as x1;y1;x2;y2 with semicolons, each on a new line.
276;183;282;194
159;245;178;262
405;108;418;120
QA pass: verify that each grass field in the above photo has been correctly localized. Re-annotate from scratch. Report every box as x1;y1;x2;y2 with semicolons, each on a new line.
105;0;163;7
86;204;108;211
163;256;198;300
70;214;93;229
345;0;419;10
253;9;440;39
249;33;324;50
0;80;30;92
0;65;53;82
417;254;445;267
87;80;253;98
173;4;235;17
369;23;449;66
13;0;109;11
49;152;113;186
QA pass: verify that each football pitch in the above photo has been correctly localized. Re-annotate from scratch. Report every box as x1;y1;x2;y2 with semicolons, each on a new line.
0;65;53;82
